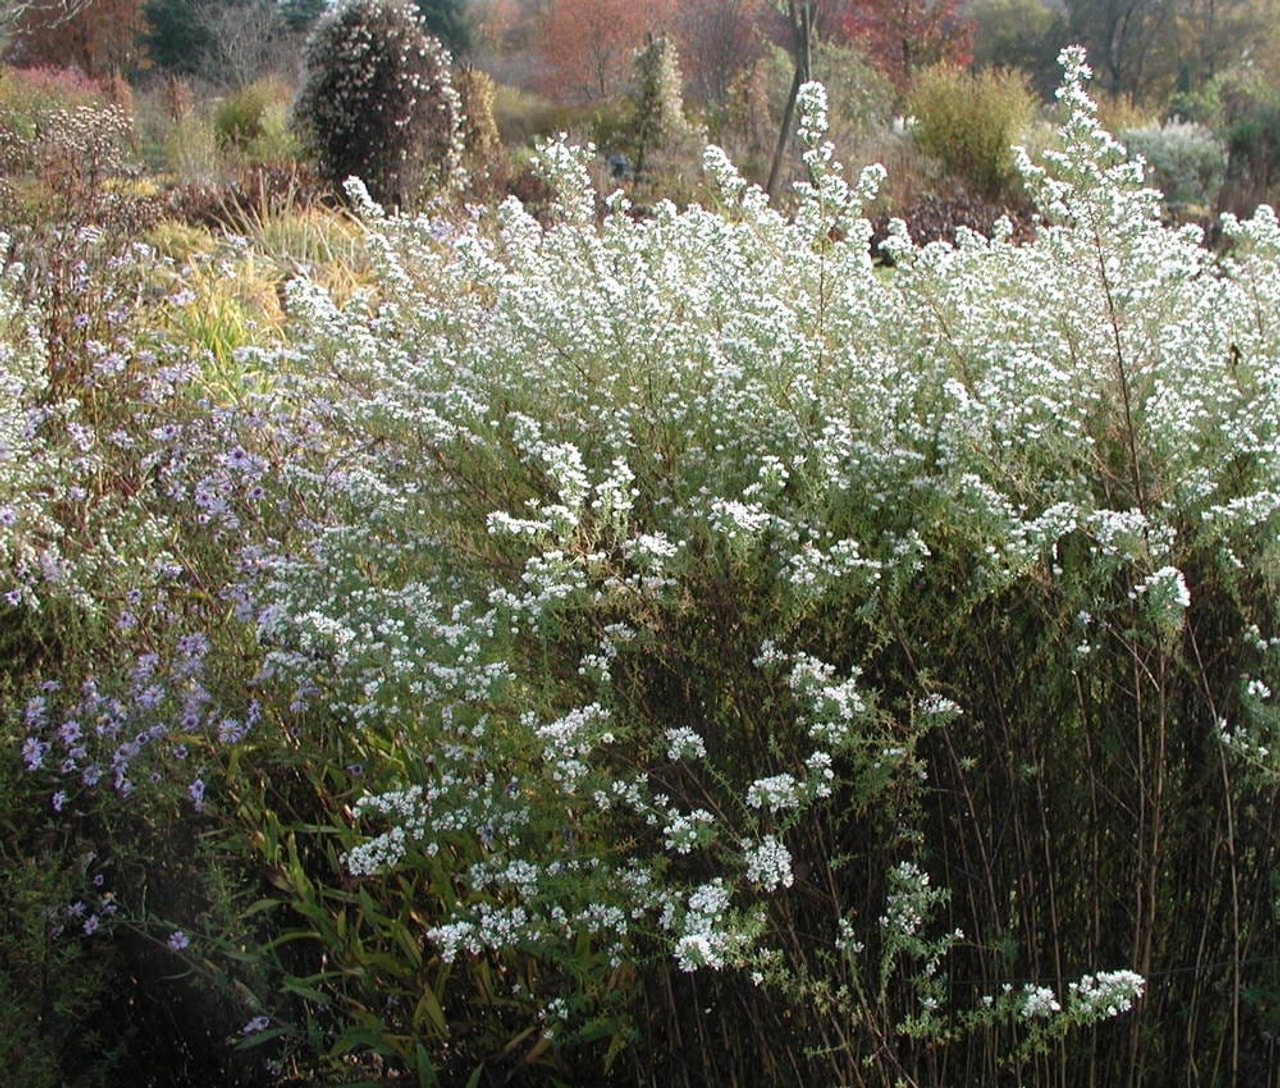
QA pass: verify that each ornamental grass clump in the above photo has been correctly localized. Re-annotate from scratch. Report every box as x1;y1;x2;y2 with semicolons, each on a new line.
248;49;1280;1086
907;62;1037;202
293;0;462;211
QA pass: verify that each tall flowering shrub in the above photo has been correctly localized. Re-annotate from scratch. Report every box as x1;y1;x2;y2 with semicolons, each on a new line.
627;34;703;189
294;0;462;210
252;49;1280;1085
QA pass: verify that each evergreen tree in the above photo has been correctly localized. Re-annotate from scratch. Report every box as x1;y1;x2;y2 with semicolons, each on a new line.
142;0;220;76
280;0;329;33
629;34;701;182
415;0;469;57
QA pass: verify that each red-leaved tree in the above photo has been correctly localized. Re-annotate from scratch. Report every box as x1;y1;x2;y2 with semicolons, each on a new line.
673;0;771;110
835;0;974;94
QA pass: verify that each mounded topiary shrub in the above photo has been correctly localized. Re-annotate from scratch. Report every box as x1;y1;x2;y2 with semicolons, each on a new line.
294;0;461;210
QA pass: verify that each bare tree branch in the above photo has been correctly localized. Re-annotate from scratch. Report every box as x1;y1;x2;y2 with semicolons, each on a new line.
1;0;98;53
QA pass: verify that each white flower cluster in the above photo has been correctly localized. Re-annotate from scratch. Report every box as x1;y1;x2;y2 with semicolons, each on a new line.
246;45;1280;1021
745;771;801;812
1067;970;1146;1019
787;654;868;747
665;880;747;972
1131;564;1192;635
663;807;716;854
664;726;706;762
536;703;613;791
879;860;944;941
742;834;793;891
1019;984;1062;1019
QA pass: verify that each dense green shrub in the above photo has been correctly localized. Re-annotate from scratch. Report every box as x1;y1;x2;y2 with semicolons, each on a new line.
293;0;461;210
908;62;1037;201
214;77;299;162
1121;119;1226;211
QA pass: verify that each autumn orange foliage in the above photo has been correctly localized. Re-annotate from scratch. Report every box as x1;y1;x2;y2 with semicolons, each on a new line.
536;0;677;102
5;0;147;76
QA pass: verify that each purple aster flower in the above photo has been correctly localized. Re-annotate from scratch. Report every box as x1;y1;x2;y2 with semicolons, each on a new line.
136;685;165;711
167;930;191;952
217;719;247;744
22;737;49;770
176;633;210;659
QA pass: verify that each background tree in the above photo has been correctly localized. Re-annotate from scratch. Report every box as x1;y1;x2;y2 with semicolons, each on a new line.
1061;0;1177;99
141;0;214;75
535;0;676;103
202;0;290;86
765;0;815;196
143;0;292;85
970;0;1069;96
416;0;471;57
0;0;93;56
4;0;147;75
673;0;769;112
280;0;328;32
834;0;975;95
1171;0;1278;89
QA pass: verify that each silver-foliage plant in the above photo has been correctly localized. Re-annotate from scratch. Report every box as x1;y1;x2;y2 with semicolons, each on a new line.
251;48;1278;1084
1120;118;1228;212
